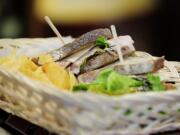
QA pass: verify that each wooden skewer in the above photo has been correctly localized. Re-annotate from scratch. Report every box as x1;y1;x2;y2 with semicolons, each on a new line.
110;25;124;64
44;16;65;45
111;25;118;39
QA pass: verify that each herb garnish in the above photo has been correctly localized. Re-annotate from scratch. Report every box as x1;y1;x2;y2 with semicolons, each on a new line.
96;36;109;49
73;69;165;95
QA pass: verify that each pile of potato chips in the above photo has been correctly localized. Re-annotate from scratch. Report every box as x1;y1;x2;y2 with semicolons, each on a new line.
0;52;77;90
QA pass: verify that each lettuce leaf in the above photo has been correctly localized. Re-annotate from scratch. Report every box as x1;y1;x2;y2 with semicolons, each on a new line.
73;69;164;95
73;83;89;92
73;69;142;95
96;36;109;49
147;74;165;91
94;68;113;84
107;71;140;91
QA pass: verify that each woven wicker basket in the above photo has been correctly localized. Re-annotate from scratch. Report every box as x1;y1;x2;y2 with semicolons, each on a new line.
0;38;180;135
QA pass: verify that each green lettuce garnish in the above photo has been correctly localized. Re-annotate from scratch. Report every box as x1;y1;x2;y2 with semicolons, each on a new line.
73;69;165;95
147;74;165;91
73;83;89;92
96;36;109;49
107;71;143;91
73;69;141;95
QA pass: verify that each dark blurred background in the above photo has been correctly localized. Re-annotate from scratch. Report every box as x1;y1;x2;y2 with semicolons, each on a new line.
0;0;179;60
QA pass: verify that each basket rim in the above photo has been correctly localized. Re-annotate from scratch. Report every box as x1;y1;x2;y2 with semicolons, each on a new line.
0;65;180;104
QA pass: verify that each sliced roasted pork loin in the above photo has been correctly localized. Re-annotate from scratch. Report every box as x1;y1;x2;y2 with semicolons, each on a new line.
108;35;135;56
78;52;165;83
68;35;136;74
48;28;112;61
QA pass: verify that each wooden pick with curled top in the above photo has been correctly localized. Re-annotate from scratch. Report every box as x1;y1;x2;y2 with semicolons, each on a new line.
110;25;124;64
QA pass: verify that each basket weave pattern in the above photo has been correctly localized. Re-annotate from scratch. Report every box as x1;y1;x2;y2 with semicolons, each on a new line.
0;38;180;135
0;66;180;135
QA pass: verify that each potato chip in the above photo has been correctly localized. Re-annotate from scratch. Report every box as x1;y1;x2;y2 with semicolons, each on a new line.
38;54;53;65
0;52;77;91
43;62;70;90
